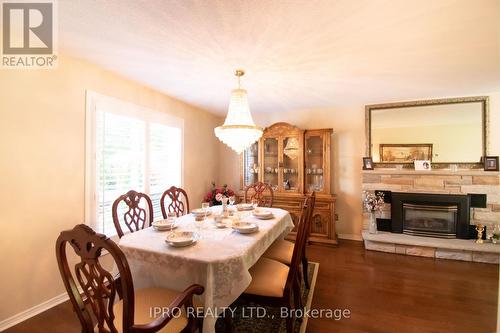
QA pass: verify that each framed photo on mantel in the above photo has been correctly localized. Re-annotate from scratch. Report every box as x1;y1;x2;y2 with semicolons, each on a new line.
484;156;499;171
363;157;374;170
414;160;432;171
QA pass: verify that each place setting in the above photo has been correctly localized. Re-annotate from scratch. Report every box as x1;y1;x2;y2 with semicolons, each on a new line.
152;212;178;232
164;231;200;247
252;207;274;220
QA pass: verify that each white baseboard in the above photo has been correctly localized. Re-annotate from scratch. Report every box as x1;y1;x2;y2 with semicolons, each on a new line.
0;292;69;331
338;233;363;241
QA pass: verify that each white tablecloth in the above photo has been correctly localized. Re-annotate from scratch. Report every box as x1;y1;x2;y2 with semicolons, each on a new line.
118;207;293;333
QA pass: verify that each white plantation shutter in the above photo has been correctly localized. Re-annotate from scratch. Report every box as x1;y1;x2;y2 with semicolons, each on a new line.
86;91;183;237
149;123;182;219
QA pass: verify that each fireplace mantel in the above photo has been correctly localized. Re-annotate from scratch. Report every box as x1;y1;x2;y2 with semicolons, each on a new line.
362;169;500;176
361;168;500;262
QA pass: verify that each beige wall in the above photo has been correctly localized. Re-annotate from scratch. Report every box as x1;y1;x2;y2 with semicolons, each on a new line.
0;55;222;321
219;92;500;239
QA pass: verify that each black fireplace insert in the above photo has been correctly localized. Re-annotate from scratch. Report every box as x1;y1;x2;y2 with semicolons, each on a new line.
391;192;470;239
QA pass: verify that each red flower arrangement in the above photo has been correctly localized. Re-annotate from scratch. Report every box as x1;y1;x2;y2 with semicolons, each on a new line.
204;182;235;206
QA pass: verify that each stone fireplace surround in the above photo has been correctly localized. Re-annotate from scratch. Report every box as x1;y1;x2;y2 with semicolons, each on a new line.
362;169;500;264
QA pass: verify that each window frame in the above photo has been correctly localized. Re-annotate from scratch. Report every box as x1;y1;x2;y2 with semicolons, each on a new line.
85;90;184;238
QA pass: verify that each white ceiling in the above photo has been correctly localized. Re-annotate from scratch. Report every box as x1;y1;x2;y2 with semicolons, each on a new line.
59;0;500;115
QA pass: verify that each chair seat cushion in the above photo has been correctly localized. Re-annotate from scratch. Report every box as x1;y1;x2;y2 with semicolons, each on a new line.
106;287;189;333
245;257;289;297
263;239;294;265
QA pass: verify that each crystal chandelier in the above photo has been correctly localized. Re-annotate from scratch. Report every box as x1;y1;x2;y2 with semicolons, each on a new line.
214;70;263;154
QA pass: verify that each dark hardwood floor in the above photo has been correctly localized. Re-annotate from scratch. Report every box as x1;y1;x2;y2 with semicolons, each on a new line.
4;240;498;333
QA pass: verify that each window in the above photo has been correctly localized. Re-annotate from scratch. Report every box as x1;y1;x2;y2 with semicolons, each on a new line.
85;91;183;237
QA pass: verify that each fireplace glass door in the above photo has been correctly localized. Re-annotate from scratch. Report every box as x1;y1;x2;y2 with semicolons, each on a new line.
403;203;458;238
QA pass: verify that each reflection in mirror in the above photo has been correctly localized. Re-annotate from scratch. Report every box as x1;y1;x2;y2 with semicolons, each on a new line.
368;97;487;164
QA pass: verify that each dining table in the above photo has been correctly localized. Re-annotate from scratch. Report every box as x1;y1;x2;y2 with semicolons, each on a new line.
118;206;294;333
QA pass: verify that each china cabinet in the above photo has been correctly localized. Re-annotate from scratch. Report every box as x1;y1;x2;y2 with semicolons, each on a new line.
239;122;337;246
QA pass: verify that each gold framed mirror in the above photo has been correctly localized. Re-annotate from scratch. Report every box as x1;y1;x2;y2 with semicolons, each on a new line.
365;96;489;169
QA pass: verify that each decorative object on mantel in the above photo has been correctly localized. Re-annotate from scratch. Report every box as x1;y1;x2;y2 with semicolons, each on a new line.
475;224;485;244
204;182;235;206
362;157;374;170
380;143;433;163
214;69;263;154
492;225;500;244
414;160;431;171
363;191;385;234
483;156;499;171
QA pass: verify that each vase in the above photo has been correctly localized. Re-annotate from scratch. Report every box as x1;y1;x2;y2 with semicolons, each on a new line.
368;212;377;234
221;197;229;215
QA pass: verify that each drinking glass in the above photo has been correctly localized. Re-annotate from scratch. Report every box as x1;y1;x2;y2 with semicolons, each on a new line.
251;198;259;210
195;202;210;232
167;211;177;228
202;202;210;216
229;196;236;206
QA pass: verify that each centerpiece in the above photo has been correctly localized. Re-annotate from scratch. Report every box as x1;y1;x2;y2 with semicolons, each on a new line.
204;182;235;207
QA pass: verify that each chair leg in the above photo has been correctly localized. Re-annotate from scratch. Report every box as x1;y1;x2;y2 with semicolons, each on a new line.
286;316;295;333
302;256;310;289
293;277;304;322
224;309;233;333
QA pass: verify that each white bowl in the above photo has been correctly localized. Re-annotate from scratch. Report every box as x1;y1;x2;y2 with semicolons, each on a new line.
192;208;210;216
237;203;254;211
152;219;176;230
253;209;273;219
232;222;259;234
165;231;199;247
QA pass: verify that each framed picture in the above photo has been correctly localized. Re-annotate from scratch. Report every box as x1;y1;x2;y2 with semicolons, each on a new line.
484;156;499;171
363;157;374;170
379;144;433;163
414;160;432;171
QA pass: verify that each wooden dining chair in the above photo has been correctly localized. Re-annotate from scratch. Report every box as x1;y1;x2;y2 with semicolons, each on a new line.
263;193;316;289
112;190;154;238
244;182;274;207
160;186;190;218
241;194;314;333
56;224;204;333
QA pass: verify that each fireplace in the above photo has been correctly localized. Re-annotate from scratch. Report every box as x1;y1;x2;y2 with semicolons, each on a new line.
402;203;458;238
391;192;470;239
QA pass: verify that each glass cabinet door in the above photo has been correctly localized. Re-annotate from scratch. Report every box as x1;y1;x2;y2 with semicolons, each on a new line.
263;137;279;190
282;136;301;192
242;141;259;188
305;134;324;192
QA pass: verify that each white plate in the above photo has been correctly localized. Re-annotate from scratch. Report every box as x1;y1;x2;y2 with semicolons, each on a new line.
192;208;211;216
165;231;199;247
253;213;274;220
236;203;254;211
253;209;273;216
152;220;176;231
153;224;177;231
232;222;259;234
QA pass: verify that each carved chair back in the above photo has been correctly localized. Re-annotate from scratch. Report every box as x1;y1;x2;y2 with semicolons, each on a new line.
244;182;274;207
112;190;153;238
160;186;190;218
56;224;135;333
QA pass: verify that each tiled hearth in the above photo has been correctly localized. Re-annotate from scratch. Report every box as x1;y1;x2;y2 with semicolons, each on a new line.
361;169;500;264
